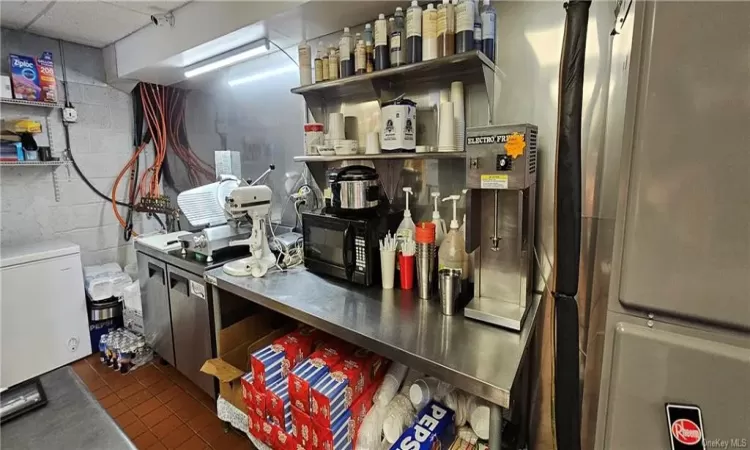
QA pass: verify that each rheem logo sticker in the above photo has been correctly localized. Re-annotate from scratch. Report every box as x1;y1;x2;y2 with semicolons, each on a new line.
672;419;702;445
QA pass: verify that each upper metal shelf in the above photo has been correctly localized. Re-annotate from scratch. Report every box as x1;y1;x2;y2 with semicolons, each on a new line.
0;160;68;167
290;51;501;121
1;97;62;108
294;151;466;163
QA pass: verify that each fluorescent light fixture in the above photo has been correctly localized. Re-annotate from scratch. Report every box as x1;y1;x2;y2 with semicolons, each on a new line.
228;65;297;87
184;39;269;79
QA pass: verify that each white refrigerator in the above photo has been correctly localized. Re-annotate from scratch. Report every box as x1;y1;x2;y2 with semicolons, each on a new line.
1;240;91;389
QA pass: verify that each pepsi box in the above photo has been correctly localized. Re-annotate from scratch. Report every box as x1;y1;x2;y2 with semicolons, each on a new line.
267;378;293;433
251;343;289;391
391;400;455;450
311;411;354;450
289;342;349;414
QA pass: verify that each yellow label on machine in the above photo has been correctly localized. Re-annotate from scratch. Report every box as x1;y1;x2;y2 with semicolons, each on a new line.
480;174;508;189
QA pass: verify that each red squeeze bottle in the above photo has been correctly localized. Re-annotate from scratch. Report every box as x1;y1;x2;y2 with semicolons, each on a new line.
399;253;415;290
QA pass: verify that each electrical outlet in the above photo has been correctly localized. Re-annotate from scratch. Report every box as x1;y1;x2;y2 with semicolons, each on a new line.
63;107;77;123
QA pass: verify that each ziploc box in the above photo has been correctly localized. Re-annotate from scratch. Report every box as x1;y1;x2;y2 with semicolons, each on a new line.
291;406;314;450
311;411;355;450
9;54;41;101
267;378;293;433
391;400;455;450
289;341;350;414
310;359;365;428
251;343;289;391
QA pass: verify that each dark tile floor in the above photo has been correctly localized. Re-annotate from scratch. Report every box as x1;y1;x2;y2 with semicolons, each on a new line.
72;354;253;449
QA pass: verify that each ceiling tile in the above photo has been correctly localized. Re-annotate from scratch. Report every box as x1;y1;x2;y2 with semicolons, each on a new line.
27;1;149;47
0;1;52;29
100;1;190;15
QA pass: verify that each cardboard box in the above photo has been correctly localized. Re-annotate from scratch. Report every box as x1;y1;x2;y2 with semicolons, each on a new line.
289;341;350;414
201;312;292;411
9;54;41;101
292;406;314;449
311;411;355;450
391;401;456;450
241;372;254;406
267;378;293;433
36;51;57;103
275;427;301;450
261;420;279;447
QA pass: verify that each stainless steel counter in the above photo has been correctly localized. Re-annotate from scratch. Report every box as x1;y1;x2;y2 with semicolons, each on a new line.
206;267;540;408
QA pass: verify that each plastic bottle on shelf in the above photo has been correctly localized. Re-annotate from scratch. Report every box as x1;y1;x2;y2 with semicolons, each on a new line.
298;41;312;85
455;0;475;53
390;9;406;68
422;4;438;61
328;45;339;80
355;38;366;75
438;194;469;280
364;23;375;73
481;0;496;62
374;14;389;71
437;0;456;58
406;0;423;64
314;42;325;83
321;44;330;81
396;187;416;254
431;192;447;247
473;0;483;50
339;27;355;77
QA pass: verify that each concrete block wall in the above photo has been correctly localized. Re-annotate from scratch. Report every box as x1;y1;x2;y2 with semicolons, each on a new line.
0;28;159;266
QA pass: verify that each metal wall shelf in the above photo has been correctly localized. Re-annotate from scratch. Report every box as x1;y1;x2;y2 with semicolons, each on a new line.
294;151;466;162
0;160;68;167
290;50;501;122
0;160;69;201
1;97;62;108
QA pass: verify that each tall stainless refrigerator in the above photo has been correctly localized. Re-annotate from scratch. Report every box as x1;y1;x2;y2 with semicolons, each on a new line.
592;1;750;449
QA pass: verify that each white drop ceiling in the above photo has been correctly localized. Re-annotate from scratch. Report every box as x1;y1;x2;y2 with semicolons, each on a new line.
0;1;190;48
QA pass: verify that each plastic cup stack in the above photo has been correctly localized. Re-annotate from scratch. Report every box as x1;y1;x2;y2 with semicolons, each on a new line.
415;222;436;299
399;239;416;290
451;82;465;152
437;102;456;152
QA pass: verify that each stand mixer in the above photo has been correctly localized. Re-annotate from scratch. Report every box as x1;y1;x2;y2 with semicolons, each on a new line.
222;185;276;278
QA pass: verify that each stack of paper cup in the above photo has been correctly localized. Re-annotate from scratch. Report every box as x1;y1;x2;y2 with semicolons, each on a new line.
328;112;345;140
437;102;456;152
451;82;465;152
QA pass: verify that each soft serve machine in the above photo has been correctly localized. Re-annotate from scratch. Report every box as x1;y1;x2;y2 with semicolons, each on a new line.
464;124;538;331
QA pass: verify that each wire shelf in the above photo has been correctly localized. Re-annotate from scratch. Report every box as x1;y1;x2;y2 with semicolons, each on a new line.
0;160;68;167
293;151;466;162
0;97;62;108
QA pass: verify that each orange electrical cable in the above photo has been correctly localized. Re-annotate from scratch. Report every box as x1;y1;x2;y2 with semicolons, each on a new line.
111;143;147;235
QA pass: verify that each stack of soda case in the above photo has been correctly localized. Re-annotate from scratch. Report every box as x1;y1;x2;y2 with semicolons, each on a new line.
241;326;389;449
96;328;154;374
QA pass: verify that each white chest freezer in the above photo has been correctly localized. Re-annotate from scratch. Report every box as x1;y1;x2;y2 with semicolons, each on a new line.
1;240;91;389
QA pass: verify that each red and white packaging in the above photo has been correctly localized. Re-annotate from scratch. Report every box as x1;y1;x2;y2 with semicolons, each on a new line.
349;376;382;430
267;379;293;433
310;412;355;450
247;407;264;442
348;348;388;386
288;341;350;414
292;406;314;450
261;420;279;447
276;427;302;450
252;384;266;418
241;372;255;407
274;326;322;369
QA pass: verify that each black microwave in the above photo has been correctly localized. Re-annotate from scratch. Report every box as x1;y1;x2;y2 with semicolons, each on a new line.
301;210;403;286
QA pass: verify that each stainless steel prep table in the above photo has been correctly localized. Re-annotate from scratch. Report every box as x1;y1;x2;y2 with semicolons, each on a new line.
205;266;541;448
